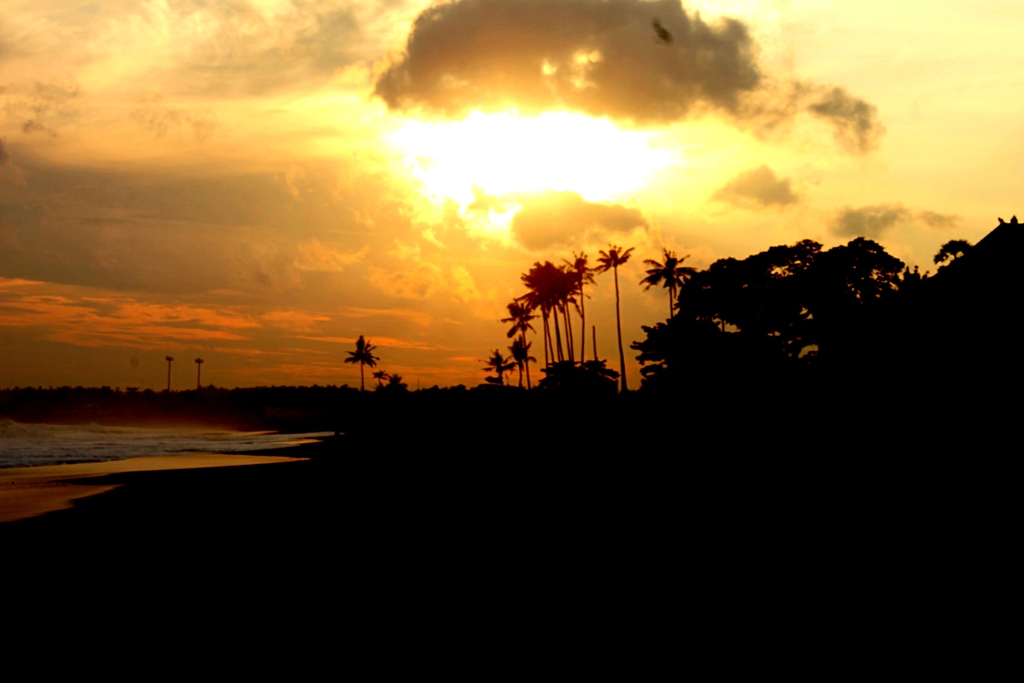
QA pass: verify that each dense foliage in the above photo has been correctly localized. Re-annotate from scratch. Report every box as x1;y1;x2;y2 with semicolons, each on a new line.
632;237;909;390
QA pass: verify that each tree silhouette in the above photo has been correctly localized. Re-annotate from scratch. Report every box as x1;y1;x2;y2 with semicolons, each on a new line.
483;349;515;386
537;359;619;394
554;264;578;363
634;236;909;390
501;301;536;345
934;239;972;266
521;262;573;365
641;248;696;319
509;336;536;389
345;336;379;391
565;251;597;363
372;370;390;389
597;244;634;392
194;358;204;390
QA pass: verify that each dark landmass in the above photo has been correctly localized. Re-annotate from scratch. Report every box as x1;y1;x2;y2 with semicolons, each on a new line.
2;220;1020;585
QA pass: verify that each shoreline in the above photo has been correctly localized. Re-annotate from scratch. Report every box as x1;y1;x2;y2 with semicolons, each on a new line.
0;452;310;524
0;433;344;525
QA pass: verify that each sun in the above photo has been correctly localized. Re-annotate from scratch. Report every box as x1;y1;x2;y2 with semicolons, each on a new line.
386;111;674;207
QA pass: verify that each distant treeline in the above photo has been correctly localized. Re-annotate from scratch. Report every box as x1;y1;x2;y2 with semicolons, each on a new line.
3;221;1019;449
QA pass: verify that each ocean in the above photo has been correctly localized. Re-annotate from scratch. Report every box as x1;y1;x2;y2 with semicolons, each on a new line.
0;420;332;469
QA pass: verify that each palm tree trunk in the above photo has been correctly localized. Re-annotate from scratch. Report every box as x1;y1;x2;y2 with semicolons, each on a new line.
360;362;365;391
563;305;574;363
517;362;523;388
579;290;587;362
525;357;531;389
553;309;564;362
614;265;627;392
542;312;552;367
592;325;597;362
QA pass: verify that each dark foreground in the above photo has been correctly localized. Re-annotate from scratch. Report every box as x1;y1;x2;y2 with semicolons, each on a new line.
4;427;1016;574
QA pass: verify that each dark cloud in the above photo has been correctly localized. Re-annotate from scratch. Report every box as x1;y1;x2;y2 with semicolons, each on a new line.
917;210;960;229
376;0;761;123
375;0;885;152
831;204;910;239
0;152;420;299
131;98;218;141
509;191;647;250
713;165;797;208
0;138;23;185
0;79;82;134
31;80;79;111
21;120;53;135
805;86;883;153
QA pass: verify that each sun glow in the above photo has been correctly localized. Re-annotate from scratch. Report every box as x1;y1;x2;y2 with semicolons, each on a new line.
387;111;674;206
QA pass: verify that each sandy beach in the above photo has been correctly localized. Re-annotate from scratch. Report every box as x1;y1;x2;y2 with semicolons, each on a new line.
0;453;306;524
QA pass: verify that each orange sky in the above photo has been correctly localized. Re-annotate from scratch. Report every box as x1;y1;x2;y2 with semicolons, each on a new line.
1;0;1021;390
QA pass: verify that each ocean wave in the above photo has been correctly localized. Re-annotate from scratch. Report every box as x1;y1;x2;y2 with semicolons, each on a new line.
0;421;332;469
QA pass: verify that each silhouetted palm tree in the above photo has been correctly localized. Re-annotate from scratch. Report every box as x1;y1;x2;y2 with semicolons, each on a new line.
372;369;390;389
556;264;578;364
565;252;597;363
194;358;204;389
521;262;568;365
501;301;536;345
483;349;515;386
345;335;379;391
934;239;972;265
597;244;634;392
509;336;536;389
641;249;696;318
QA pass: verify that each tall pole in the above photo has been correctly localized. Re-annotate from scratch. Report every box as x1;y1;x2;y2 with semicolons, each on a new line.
592;325;597;362
614;265;627;392
195;358;204;389
165;356;174;392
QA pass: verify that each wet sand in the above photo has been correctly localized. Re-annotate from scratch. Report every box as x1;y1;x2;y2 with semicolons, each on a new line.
0;453;307;524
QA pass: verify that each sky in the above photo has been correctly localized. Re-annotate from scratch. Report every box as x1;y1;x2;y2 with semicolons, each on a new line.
1;0;1021;390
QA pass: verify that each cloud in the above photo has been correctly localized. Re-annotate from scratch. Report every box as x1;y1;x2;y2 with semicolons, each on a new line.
30;80;80;114
337;306;433;327
917;210;960;229
509;191;647;250
376;0;761;123
0;138;25;185
367;261;484;303
712;165;797;208
292;241;369;272
831;204;910;238
167;3;364;97
259;310;331;333
805;85;884;153
21;120;53;135
0;278;257;350
368;262;443;300
131;98;218;142
0;155;392;295
296;335;436;351
466;185;516;215
375;0;884;152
